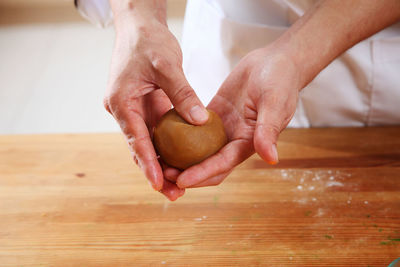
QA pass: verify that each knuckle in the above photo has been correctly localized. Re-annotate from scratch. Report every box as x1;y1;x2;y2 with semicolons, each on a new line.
103;97;112;114
171;85;196;107
268;123;282;138
104;92;124;115
258;122;281;139
148;47;181;72
151;55;173;73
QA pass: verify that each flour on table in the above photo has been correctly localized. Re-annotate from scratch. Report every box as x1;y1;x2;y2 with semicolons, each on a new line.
273;169;352;204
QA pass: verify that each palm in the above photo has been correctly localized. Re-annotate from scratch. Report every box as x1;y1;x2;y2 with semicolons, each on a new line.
176;48;300;188
174;68;260;188
208;91;255;161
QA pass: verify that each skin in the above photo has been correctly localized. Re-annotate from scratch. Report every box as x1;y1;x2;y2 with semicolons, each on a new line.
105;0;209;200
106;0;400;200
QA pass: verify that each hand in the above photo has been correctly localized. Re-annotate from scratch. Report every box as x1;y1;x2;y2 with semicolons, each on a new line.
166;0;400;190
171;46;302;188
104;12;208;200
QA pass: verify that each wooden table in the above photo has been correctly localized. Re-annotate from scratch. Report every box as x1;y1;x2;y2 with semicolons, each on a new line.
1;128;399;266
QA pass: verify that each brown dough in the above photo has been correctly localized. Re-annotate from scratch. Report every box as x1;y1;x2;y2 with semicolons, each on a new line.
153;108;227;170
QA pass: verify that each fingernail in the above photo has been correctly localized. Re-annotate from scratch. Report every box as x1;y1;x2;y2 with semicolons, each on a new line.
190;105;208;123
268;144;279;165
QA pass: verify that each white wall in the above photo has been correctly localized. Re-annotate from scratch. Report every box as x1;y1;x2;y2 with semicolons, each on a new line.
0;7;184;134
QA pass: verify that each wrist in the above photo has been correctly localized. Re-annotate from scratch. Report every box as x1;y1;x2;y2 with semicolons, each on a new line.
271;25;337;90
275;36;320;90
110;0;167;30
272;0;400;90
264;35;313;91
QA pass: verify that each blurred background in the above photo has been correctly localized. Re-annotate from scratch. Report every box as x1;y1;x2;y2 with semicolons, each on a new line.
0;0;186;134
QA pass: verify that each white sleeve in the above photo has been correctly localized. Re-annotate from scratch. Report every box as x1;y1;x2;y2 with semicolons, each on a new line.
75;0;113;28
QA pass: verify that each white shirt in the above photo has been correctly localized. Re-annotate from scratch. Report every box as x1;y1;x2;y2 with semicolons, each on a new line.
77;0;400;127
182;0;400;127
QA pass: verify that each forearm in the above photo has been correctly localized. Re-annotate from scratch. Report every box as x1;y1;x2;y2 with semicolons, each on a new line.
278;0;400;88
109;0;167;30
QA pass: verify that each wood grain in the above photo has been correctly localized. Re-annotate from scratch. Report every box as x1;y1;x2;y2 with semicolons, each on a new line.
0;127;399;266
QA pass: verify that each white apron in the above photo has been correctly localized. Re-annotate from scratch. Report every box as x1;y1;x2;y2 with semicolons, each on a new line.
181;0;400;127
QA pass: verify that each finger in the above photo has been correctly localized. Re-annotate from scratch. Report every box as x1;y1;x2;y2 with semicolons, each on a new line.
111;102;164;191
187;171;231;188
160;161;181;183
163;167;181;183
253;94;286;165
176;139;252;189
156;66;208;125
160;179;185;201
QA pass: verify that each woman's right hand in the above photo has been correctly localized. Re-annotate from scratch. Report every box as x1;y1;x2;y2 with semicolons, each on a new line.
104;1;208;201
174;46;303;189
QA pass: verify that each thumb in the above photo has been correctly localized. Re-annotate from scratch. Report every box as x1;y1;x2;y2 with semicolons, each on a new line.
157;67;208;125
253;97;282;165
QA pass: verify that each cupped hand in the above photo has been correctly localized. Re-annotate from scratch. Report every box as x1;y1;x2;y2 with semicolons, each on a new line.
173;46;303;188
104;17;208;200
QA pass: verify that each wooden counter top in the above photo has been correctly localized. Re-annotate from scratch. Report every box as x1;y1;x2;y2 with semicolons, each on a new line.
1;127;399;266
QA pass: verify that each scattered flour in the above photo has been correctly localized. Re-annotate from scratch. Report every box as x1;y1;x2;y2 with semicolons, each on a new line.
295;198;308;204
297;185;303;190
276;169;353;204
326;181;344;187
316;208;325;217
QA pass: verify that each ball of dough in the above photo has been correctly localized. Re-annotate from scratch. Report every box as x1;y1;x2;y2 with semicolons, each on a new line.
153;108;227;170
